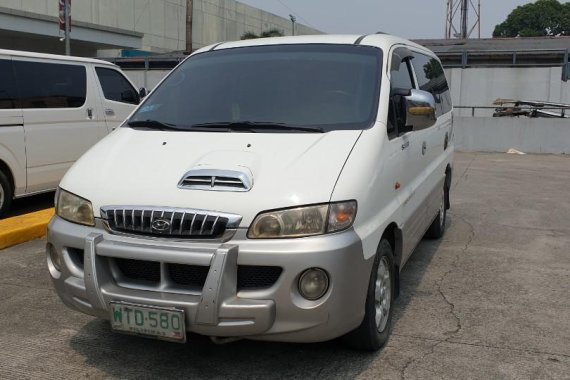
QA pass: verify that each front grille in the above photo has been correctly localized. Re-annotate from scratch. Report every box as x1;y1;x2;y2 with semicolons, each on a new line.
113;258;282;291
101;207;241;239
116;258;161;283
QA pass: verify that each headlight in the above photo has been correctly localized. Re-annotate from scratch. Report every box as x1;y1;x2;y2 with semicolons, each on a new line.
56;188;95;226
248;201;357;239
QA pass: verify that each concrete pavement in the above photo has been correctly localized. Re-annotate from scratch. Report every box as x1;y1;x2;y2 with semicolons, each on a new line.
0;152;569;379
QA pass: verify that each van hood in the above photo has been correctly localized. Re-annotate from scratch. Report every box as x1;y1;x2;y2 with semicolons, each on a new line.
61;128;362;227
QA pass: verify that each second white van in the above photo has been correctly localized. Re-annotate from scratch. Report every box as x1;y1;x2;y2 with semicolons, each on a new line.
0;49;144;217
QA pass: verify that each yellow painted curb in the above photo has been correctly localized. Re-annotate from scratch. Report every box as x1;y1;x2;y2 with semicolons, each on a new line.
0;208;55;250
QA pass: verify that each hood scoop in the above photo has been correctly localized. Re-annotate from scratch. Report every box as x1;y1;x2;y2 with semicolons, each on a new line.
178;168;253;192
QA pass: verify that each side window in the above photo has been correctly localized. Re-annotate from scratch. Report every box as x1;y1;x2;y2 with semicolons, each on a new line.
388;52;414;139
96;67;139;105
410;53;452;117
0;59;19;109
13;60;86;109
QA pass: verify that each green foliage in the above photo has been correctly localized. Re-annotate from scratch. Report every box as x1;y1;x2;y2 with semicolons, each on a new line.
241;29;285;40
260;29;285;38
241;31;259;40
493;0;570;37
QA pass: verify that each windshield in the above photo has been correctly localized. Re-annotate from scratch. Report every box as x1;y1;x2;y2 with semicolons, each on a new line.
129;44;382;132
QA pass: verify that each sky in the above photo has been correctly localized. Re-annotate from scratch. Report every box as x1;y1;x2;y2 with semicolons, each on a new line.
236;0;539;39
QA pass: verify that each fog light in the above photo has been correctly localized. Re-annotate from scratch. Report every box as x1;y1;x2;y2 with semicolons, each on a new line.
298;268;329;300
47;244;62;272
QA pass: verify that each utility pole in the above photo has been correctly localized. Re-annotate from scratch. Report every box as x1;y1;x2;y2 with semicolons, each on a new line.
289;14;296;36
65;0;71;55
59;0;71;55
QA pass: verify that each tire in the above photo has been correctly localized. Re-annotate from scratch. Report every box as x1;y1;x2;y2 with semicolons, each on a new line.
343;239;395;351
0;170;13;219
425;184;447;239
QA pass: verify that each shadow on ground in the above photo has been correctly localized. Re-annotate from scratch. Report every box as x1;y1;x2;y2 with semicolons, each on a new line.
3;191;55;219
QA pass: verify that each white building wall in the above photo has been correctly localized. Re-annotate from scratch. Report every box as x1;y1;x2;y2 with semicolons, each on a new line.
0;0;186;53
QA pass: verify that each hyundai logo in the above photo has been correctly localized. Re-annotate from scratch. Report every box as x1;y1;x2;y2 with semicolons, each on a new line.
151;218;171;232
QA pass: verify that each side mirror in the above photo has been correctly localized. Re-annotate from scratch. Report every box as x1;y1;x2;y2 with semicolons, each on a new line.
404;89;437;131
139;87;149;98
121;90;138;104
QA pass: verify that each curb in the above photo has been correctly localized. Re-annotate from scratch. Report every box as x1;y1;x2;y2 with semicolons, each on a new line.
0;208;55;250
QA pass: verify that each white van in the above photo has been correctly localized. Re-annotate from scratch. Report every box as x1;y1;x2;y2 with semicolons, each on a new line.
47;34;453;351
0;49;144;217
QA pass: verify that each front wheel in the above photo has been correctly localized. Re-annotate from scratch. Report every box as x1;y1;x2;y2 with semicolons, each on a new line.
343;239;395;351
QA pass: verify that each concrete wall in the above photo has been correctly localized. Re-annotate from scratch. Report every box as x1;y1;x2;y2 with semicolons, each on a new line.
0;0;186;54
447;66;570;154
446;67;570;117
190;0;321;51
454;117;570;154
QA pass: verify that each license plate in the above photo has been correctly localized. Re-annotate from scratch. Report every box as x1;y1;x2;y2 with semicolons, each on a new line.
110;302;186;343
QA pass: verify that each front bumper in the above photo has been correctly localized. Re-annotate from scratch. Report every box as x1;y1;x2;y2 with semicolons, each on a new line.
47;216;373;343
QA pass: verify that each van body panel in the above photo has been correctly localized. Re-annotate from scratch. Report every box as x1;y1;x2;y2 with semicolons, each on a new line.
93;65;140;133
59;127;362;225
328;123;399;261
0;124;26;195
16;57;107;193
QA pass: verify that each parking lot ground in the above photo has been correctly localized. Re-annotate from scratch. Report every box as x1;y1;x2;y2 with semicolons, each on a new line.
0;152;569;379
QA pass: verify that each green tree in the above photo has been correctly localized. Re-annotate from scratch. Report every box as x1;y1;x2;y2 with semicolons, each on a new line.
493;0;570;37
240;29;284;40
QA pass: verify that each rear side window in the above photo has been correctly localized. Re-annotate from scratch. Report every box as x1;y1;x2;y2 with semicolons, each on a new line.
411;53;452;116
96;68;139;105
14;60;86;109
0;59;19;109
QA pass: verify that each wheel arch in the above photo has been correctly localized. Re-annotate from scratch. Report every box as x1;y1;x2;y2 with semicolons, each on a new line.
0;159;15;194
445;164;452;210
381;222;403;298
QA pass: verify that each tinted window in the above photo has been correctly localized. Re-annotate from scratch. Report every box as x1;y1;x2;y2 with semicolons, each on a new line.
411;53;452;116
388;56;414;138
14;61;86;109
0;59;19;109
96;68;139;105
130;44;382;132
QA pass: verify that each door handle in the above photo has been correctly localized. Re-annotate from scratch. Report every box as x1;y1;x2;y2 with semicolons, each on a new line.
422;141;427;155
105;108;115;117
86;108;94;119
401;141;410;150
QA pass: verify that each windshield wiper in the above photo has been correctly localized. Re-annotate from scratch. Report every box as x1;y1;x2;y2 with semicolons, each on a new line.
189;121;324;133
127;119;184;131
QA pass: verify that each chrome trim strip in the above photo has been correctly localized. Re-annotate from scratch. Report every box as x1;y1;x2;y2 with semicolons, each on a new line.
178;168;253;192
